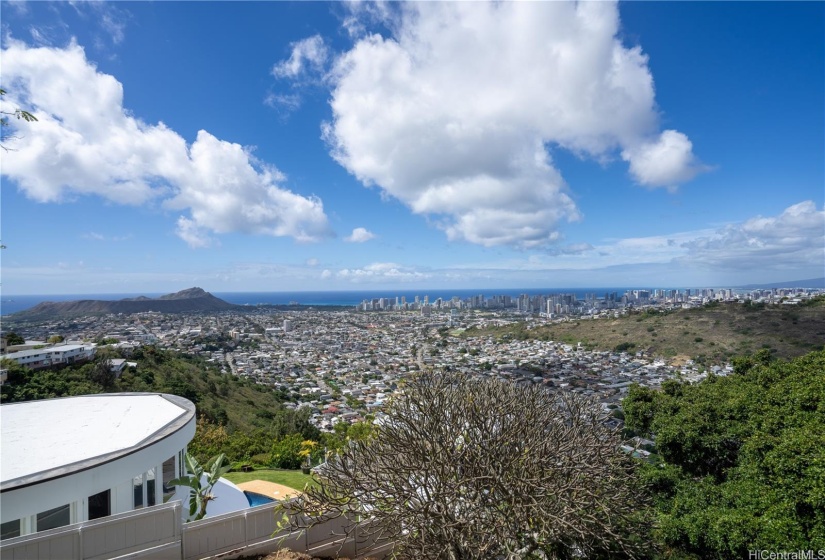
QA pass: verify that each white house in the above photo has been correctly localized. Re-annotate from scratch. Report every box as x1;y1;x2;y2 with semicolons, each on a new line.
0;393;196;540
2;343;97;369
108;358;128;377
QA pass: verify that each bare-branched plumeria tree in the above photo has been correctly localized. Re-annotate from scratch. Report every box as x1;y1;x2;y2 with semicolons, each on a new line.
280;372;653;559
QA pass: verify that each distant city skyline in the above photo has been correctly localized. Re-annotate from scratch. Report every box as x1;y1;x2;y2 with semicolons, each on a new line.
4;281;823;316
1;1;823;294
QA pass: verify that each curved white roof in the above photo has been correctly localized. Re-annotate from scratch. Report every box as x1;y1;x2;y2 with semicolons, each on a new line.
1;393;196;491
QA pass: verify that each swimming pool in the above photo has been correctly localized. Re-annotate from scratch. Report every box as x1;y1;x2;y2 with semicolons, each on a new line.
244;491;275;507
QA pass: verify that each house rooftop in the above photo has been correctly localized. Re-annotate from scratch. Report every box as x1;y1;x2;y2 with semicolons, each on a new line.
1;393;195;491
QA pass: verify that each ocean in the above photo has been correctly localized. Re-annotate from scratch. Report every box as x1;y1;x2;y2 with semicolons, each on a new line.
0;288;653;316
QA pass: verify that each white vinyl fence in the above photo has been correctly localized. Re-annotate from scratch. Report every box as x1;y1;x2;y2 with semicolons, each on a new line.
182;502;389;560
0;502;182;560
0;501;392;560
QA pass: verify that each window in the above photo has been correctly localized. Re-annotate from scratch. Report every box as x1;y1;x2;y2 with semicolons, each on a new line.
134;466;161;509
36;504;70;531
133;474;144;508
88;489;110;520
1;519;20;541
162;456;176;502
146;467;156;507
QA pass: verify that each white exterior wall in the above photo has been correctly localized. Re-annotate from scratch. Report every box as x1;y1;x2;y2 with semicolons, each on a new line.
3;344;96;368
1;415;194;532
7;352;50;367
113;480;134;515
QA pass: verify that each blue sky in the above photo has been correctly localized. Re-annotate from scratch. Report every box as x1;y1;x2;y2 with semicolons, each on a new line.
1;1;823;295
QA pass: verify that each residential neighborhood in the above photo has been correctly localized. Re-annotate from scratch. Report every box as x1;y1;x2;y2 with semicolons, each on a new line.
2;286;820;431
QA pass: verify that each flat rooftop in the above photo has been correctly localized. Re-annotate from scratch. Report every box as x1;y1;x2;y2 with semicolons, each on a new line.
4;344;90;359
1;393;195;491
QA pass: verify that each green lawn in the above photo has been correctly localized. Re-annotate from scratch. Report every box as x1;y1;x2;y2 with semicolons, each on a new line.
223;469;318;490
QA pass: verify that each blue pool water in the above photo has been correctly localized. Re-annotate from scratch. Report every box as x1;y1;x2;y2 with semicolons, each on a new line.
244;491;275;507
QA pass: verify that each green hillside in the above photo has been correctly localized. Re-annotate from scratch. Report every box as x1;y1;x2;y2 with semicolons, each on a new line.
462;297;825;365
0;346;311;439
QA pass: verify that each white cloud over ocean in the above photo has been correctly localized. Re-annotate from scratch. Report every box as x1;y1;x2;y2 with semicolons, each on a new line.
3;201;820;292
679;201;825;271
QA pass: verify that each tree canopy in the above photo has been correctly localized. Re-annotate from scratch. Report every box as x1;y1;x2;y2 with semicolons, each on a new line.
282;372;652;559
3;332;25;346
624;350;825;557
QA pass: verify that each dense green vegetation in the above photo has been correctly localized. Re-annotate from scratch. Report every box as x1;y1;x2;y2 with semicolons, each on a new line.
1;346;377;472
186;405;374;470
1;346;286;427
624;349;825;557
0;346;321;467
2;331;25;346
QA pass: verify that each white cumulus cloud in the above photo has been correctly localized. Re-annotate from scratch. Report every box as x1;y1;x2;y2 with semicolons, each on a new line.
321;1;704;249
0;40;332;247
344;227;376;243
164;130;330;243
622;130;708;188
680;201;825;271
272;35;329;79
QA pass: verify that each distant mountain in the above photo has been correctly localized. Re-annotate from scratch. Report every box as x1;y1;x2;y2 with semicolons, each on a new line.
158;287;218;300
9;288;239;319
736;278;825;290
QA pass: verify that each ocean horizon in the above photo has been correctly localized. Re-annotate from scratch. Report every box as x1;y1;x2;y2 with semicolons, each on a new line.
1;287;679;316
